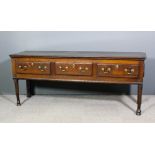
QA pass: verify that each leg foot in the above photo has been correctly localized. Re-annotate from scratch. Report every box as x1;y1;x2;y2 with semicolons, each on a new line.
17;102;21;106
136;109;141;116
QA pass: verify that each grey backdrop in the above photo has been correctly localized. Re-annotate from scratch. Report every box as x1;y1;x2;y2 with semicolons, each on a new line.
0;31;155;95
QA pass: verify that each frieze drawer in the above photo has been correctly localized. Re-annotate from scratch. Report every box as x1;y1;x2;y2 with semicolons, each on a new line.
55;62;93;76
16;62;51;75
96;64;139;78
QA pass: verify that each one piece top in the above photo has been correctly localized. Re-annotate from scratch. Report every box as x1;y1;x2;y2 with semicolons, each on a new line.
10;51;146;60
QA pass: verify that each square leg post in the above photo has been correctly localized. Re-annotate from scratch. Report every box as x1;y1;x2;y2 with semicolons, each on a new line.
136;84;143;115
26;80;32;98
13;78;21;106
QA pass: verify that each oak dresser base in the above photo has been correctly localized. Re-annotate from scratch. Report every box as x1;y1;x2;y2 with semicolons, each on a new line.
10;51;146;115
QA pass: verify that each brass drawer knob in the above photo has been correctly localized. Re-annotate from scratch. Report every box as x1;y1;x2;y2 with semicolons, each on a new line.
79;67;82;70
101;67;105;71
115;64;119;69
124;68;128;72
85;67;88;71
107;67;111;72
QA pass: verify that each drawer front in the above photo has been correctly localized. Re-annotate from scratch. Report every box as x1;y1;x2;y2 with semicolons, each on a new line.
55;62;92;76
16;62;51;75
97;63;139;78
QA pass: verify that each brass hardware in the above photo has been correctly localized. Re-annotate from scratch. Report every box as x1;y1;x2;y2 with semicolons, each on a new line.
115;64;119;69
79;66;89;72
59;66;68;72
18;65;28;70
85;67;88;70
107;67;111;72
124;68;128;72
38;65;48;72
101;68;105;71
79;67;82;70
124;68;135;75
101;67;112;73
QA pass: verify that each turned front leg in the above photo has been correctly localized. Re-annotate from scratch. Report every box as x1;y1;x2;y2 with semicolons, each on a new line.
13;79;21;106
26;80;32;98
136;84;143;115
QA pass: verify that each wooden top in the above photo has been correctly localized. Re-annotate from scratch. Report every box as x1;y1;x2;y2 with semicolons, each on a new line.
10;51;146;59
